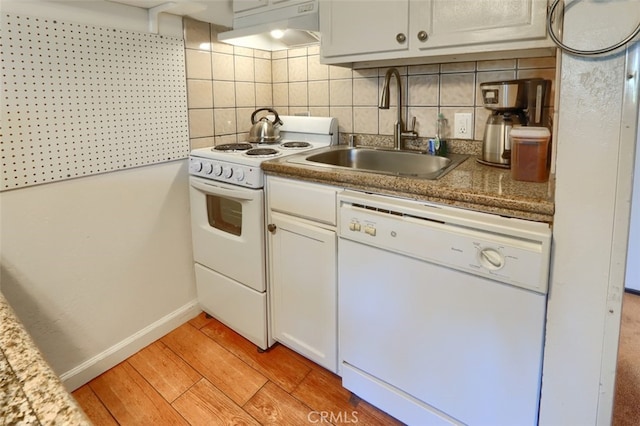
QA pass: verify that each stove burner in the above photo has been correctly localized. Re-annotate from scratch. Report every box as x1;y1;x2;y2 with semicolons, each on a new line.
280;141;312;149
213;143;253;152
245;147;280;157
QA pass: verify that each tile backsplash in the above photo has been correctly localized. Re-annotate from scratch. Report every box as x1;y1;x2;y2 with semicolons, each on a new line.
184;18;556;149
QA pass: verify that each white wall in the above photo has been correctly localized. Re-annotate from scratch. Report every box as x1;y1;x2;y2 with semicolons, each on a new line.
539;0;640;424
0;0;198;390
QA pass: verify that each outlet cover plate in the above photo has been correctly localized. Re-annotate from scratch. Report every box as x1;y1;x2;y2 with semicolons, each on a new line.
454;113;473;139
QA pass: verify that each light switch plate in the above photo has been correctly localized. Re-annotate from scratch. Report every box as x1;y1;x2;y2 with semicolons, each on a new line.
454;113;473;139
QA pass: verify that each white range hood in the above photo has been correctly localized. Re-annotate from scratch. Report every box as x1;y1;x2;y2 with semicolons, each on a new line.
218;0;320;51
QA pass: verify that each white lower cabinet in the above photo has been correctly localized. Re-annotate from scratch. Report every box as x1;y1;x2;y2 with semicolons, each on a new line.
266;176;339;373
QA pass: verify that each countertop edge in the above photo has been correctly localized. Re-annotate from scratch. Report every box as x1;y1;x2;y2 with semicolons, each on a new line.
262;158;555;223
1;292;90;425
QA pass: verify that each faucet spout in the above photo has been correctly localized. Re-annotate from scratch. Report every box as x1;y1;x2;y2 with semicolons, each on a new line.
379;68;415;150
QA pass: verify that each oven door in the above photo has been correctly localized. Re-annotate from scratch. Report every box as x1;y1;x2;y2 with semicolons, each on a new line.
189;176;265;292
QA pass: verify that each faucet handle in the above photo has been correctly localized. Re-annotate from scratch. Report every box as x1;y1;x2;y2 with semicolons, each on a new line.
409;116;416;132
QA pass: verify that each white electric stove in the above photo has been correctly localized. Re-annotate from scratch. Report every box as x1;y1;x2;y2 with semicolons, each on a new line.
188;115;338;350
189;115;338;188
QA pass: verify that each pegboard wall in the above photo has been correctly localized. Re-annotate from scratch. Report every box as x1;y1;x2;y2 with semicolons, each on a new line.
0;13;190;191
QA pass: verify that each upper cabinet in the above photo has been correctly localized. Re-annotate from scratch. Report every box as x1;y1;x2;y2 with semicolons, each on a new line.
234;0;313;15
320;0;556;66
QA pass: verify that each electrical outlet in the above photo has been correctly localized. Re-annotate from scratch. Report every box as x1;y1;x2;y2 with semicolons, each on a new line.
454;113;473;139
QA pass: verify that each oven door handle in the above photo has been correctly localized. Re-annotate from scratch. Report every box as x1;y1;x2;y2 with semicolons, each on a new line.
190;179;256;201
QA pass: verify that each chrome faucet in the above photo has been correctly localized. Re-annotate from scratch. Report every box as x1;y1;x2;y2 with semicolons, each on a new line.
379;67;417;150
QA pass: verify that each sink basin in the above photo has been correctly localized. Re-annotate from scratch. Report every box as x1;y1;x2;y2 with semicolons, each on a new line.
288;146;468;179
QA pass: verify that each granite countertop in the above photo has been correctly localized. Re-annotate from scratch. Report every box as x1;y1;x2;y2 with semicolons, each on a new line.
263;141;555;223
0;292;90;425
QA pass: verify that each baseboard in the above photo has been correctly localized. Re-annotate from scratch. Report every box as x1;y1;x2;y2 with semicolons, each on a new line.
60;299;200;391
625;288;640;296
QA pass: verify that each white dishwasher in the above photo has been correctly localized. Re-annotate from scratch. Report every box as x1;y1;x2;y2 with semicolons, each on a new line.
338;191;552;426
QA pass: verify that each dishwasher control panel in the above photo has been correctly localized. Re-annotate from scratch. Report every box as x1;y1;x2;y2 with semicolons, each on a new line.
339;192;552;294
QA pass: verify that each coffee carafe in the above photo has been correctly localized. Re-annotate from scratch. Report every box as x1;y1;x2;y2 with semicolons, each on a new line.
479;78;550;167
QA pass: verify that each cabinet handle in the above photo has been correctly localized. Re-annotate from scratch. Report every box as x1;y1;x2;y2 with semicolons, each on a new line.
267;223;277;234
417;30;428;42
396;33;407;44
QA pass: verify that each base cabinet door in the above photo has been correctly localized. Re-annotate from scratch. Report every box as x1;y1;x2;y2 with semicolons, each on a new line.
269;211;338;373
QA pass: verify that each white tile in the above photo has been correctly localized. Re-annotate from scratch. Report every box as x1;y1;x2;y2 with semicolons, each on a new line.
518;56;556;69
309;107;330;117
234;46;254;57
236;108;255;134
408;64;439;75
308;55;329;80
354;107;379;134
330;107;353;133
441;62;476;73
378;66;407;76
307;45;320;55
186;50;212;80
273;83;289;106
353;78;379;107
288;47;308;57
184;18;211;51
353;68;378;78
288;56;308;82
329;65;352;79
190;136;215;149
378;108;397;136
408;74;439;106
255;58;272;83
213;81;236;108
189;109;214;138
408;107;438;138
309;80;329;107
254;49;271;59
272;58;288;83
272;50;287;59
289;82;308;107
214;108;237;135
330;79;353;106
212;53;235;81
234;55;255;82
256;83;273;108
235;82;256;108
477;59;516;71
440;73;475;107
187;80;213;109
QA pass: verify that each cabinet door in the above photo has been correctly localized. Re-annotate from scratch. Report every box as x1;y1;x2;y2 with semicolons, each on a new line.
320;0;410;58
269;211;338;372
412;0;549;50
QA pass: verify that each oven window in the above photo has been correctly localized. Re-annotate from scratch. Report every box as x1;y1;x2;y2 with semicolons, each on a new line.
206;195;242;236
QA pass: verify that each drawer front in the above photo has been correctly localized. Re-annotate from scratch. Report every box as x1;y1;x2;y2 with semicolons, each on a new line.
268;177;337;225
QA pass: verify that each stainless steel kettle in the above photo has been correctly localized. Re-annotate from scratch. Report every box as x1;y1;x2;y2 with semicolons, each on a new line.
248;108;283;143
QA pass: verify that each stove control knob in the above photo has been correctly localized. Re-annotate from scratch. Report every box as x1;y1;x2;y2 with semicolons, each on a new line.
223;166;233;179
190;160;202;173
234;168;245;181
213;164;223;176
203;163;213;174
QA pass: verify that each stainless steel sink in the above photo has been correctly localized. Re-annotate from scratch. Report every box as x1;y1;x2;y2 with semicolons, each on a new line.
288;146;468;179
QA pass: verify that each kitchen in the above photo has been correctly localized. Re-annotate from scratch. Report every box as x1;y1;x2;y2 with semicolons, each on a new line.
1;0;639;425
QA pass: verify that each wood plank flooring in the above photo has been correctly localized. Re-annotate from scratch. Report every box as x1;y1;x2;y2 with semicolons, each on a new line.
72;313;404;426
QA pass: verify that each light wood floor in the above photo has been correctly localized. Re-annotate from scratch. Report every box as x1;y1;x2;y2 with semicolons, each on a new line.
72;313;404;426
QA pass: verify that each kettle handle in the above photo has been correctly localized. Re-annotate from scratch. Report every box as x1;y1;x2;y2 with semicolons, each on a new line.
251;108;283;126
